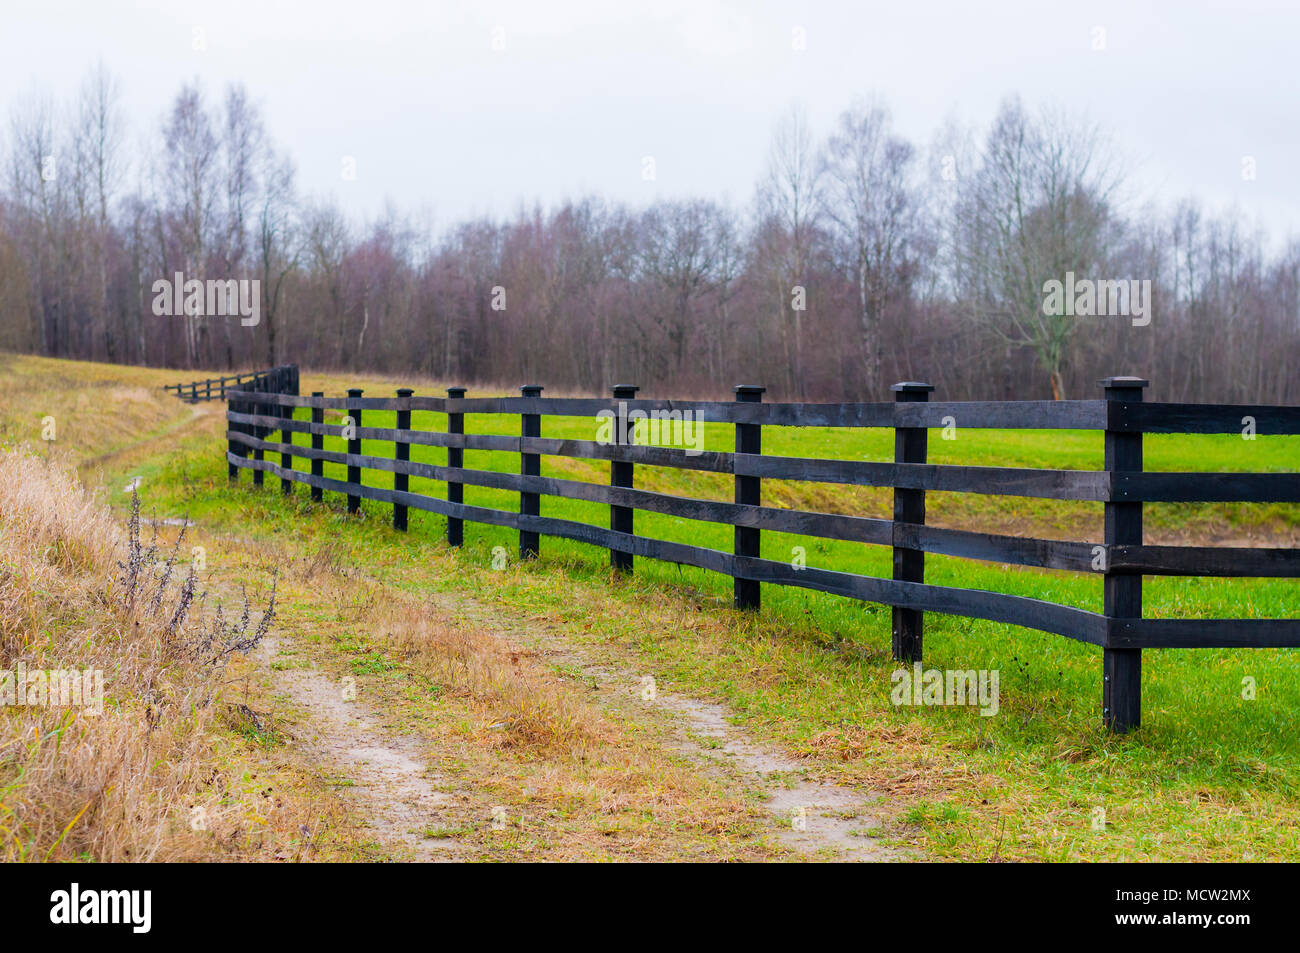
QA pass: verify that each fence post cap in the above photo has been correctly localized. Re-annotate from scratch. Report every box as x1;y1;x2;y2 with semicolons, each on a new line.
611;384;640;396
734;385;766;396
1098;376;1149;389
396;387;414;397
447;386;467;397
311;390;324;397
891;381;935;393
346;387;364;396
520;384;544;396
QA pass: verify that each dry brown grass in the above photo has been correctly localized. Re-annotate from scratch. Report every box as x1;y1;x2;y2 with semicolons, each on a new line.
288;541;621;758
370;592;619;756
0;449;288;861
0;354;185;467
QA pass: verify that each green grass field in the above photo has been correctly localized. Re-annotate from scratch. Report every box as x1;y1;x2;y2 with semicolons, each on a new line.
4;353;1298;861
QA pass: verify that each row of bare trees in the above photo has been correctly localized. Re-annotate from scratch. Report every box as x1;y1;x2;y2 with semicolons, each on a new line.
1;67;1296;401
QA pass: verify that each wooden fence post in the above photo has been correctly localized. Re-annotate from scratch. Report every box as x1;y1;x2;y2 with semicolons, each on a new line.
1101;376;1148;733
310;392;324;503
610;384;639;572
733;385;765;610
892;382;934;663
446;387;466;546
347;387;363;514
284;368;300;494
394;388;413;531
520;385;543;559
227;392;240;482
279;383;294;496
191;381;198;402
279;401;292;494
252;378;264;487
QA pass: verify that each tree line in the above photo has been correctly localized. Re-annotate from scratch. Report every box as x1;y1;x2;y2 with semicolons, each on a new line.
2;66;1296;402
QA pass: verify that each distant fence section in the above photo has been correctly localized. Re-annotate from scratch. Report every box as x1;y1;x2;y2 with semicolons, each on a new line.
164;365;298;403
223;374;1300;734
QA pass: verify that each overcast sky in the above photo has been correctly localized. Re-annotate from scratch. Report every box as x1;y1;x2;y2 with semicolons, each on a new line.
6;0;1297;244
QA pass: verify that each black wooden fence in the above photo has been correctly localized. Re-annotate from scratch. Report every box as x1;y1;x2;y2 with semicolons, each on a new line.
224;376;1300;733
164;365;298;403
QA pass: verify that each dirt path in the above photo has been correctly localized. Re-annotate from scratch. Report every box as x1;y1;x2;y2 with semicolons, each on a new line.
255;578;902;861
82;400;210;473
658;694;894;859
426;591;904;861
258;634;463;861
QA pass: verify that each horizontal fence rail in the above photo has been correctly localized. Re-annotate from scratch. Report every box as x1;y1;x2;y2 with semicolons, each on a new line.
164;364;298;403
224;374;1299;734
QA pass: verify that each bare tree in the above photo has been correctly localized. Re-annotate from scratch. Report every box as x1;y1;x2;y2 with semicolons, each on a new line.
951;97;1120;398
219;84;266;366
755;104;822;397
71;63;125;358
301;199;350;366
636;200;733;385
820;97;919;396
158;82;218;366
257;150;298;366
8;88;61;354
